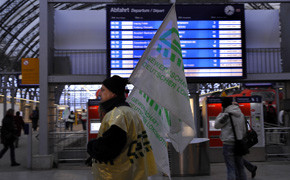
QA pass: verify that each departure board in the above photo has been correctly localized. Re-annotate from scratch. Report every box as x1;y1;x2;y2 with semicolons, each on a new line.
107;4;246;80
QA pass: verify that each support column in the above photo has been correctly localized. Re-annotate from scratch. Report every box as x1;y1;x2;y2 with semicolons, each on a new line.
281;82;290;114
3;75;7;114
280;4;290;127
34;0;53;169
20;99;26;112
188;83;200;137
11;75;15;111
280;3;290;73
39;0;49;156
284;82;290;99
24;103;31;122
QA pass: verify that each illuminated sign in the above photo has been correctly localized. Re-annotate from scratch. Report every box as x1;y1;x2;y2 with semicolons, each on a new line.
21;58;39;85
107;4;246;81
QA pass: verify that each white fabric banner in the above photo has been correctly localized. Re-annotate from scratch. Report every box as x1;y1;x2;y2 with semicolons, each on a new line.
127;4;196;177
128;4;195;152
127;88;170;178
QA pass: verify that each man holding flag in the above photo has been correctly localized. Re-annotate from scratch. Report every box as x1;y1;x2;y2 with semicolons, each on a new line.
87;4;196;179
127;3;196;178
87;75;157;180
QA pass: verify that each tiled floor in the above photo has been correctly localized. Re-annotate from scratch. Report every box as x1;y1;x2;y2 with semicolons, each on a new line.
1;161;290;180
1;130;290;180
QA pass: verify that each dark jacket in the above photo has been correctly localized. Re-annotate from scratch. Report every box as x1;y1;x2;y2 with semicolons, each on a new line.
1;114;17;145
14;115;25;137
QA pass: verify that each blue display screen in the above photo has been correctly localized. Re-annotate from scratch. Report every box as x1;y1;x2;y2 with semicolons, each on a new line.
111;39;241;49
107;4;246;80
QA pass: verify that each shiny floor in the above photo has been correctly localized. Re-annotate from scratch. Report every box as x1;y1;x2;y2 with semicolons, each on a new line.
1;133;290;180
1;161;290;180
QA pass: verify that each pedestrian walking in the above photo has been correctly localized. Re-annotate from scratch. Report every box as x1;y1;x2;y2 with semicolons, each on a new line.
14;111;25;148
0;109;20;166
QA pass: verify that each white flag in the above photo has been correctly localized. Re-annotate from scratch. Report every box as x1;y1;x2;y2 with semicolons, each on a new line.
129;4;195;150
127;88;171;177
127;4;196;177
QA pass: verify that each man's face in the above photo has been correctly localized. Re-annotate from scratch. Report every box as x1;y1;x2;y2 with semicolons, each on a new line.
99;85;116;102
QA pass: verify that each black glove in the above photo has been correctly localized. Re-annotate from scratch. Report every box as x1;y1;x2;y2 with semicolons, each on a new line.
87;139;100;159
85;156;92;167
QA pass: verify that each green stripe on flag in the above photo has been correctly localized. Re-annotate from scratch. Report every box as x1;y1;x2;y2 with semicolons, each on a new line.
171;27;179;36
171;44;182;58
154;104;158;111
149;99;154;107
146;96;149;102
170;53;176;62
163;48;169;57
177;58;181;67
173;39;181;50
164;109;171;126
157;44;162;53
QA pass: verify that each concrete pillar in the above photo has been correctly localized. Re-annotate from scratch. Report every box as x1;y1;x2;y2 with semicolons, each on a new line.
24;103;31;123
35;0;54;169
284;82;290;99
48;85;56;131
20;99;26;112
29;102;35;112
39;0;49;156
188;83;200;138
280;3;290;72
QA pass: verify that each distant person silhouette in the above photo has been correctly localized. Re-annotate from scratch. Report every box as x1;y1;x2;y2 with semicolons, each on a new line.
30;107;39;131
0;109;20;166
14;111;25;148
81;109;87;130
267;102;277;124
67;111;75;131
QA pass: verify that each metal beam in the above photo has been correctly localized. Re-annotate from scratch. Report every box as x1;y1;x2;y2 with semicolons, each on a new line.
229;0;290;2
47;73;290;84
39;0;49;156
48;75;107;84
48;0;114;3
245;73;290;82
47;0;290;3
187;73;290;83
7;24;39;57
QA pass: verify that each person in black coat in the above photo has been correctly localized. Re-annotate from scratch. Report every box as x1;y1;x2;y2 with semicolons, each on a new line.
30;107;39;131
0;109;20;166
14;111;25;148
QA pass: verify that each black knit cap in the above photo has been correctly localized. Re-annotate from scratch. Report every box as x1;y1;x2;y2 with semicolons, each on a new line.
102;75;128;97
221;97;233;109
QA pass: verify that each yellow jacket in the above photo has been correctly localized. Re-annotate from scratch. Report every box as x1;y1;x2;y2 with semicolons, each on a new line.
92;106;157;180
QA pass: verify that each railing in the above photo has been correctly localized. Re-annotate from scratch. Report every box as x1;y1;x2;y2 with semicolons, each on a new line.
54;49;106;75
246;48;282;73
49;131;87;162
264;126;290;160
53;48;282;75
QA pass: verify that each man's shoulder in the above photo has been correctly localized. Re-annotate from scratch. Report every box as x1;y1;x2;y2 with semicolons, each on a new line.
117;105;134;113
110;106;134;117
118;105;131;110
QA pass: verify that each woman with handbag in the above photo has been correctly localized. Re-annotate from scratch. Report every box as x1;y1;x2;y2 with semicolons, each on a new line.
214;97;247;180
0;109;20;166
